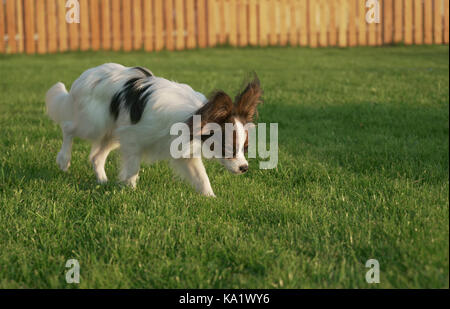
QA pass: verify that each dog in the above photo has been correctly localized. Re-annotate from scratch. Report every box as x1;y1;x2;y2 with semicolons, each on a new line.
45;63;262;196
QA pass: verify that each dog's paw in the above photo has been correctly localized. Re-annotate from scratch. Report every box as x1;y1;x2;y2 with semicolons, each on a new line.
97;177;108;184
56;151;71;172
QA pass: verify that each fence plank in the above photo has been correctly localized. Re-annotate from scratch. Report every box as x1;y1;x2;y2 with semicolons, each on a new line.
90;0;100;51
348;0;357;46
423;0;433;44
376;0;382;45
101;0;111;50
208;0;217;46
57;0;67;52
338;0;348;47
164;0;174;50
358;0;367;45
318;0;327;46
238;0;248;46
228;0;237;45
309;0;318;47
112;0;121;50
383;0;393;44
36;0;47;53
47;0;57;53
279;0;287;46
186;0;196;48
6;0;17;53
249;0;257;45
79;0;89;50
258;0;268;46
133;0;143;50
414;0;423;44
154;0;164;50
404;0;413;44
218;0;227;44
288;0;298;46
143;0;153;51
175;0;184;50
16;0;23;52
393;0;402;42
269;0;277;45
197;0;207;48
328;0;337;46
122;0;132;51
367;1;376;46
445;0;449;44
434;0;443;44
0;1;4;53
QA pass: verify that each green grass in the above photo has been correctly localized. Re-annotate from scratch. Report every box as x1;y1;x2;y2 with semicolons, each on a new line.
0;46;448;289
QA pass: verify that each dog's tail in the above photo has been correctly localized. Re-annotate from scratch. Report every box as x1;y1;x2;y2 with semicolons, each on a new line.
45;82;74;124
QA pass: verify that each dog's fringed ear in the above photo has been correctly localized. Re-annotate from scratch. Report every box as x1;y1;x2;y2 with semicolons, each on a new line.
235;74;263;123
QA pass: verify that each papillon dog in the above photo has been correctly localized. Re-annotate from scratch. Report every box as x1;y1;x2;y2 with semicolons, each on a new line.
45;63;262;197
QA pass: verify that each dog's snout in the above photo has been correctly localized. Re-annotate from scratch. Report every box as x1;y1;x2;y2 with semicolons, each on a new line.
239;165;249;173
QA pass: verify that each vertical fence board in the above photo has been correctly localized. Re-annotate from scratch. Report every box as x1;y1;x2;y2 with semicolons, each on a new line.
358;0;367;45
348;0;357;46
133;0;143;50
175;0;184;50
279;0;287;45
16;0;23;52
309;0;317;47
289;0;298;46
101;0;111;50
0;1;4;53
414;0;423;44
208;0;217;46
218;0;227;44
229;0;237;45
47;0;57;53
329;0;337;46
338;0;347;47
164;0;174;50
318;0;327;46
269;0;278;45
154;0;163;50
249;0;257;45
90;0;100;50
259;0;268;46
405;0;413;44
186;0;196;48
36;0;47;53
434;0;443;44
197;0;207;48
122;0;132;51
238;0;248;46
393;0;403;42
6;0;17;53
383;0;393;44
57;0;67;52
112;0;121;50
376;0;382;45
445;0;449;44
79;0;89;50
424;0;433;43
143;0;153;51
367;1;377;45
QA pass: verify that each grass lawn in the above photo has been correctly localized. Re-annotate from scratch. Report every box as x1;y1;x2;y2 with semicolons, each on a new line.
0;46;448;289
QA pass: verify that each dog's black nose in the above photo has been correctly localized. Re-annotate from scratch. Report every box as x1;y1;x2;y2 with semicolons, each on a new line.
239;165;249;173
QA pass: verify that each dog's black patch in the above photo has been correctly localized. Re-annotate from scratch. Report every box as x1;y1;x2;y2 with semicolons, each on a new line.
110;76;154;124
133;66;153;77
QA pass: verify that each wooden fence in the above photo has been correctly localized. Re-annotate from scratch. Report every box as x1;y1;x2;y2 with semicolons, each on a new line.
0;0;449;54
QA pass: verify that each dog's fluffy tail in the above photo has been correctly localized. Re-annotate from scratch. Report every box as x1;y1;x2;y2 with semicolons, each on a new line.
45;82;73;124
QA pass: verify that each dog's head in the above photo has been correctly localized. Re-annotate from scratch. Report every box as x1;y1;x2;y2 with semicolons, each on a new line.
187;75;263;174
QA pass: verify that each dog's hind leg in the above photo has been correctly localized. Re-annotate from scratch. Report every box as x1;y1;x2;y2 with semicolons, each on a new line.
89;138;119;183
170;158;215;197
56;122;75;172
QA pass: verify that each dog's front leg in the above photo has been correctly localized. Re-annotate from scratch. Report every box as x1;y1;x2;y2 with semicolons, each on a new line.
171;158;215;197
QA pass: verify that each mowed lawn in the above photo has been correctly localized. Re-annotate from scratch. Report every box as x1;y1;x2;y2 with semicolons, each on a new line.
0;46;448;289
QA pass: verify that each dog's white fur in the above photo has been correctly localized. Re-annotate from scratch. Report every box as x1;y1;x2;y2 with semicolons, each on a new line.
45;63;254;196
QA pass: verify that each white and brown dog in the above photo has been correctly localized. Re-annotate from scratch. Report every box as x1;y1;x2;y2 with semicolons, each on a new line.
46;63;262;196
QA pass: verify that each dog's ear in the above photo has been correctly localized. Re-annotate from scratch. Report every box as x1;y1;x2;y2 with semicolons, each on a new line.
235;74;263;123
199;91;234;125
